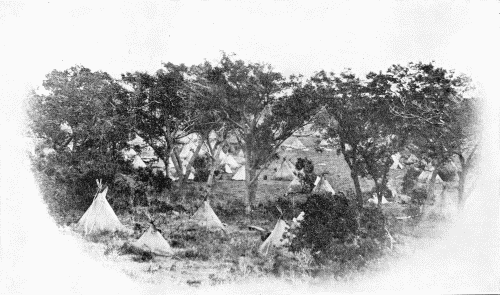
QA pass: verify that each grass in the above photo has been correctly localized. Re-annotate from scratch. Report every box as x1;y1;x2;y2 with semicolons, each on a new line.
55;136;461;287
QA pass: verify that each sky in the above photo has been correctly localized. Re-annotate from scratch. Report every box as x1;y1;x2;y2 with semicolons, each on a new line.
1;2;499;294
1;1;497;89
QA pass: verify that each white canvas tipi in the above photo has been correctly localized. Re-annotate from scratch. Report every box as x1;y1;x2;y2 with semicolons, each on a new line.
192;200;225;231
368;194;390;205
287;175;302;193
131;155;147;169
390;153;404;169
259;219;289;255
131;224;173;256
281;136;307;150
272;159;296;181
418;170;443;183
232;166;246;181
312;176;335;195
221;154;240;169
76;182;127;235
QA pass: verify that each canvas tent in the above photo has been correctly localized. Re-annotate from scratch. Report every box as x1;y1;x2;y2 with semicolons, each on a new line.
259;219;289;255
192;200;226;231
281;136;307;150
312;176;335;195
76;183;128;235
368;194;390;205
287;176;302;194
131;155;147;169
221;154;240;169
418;170;443;183
232;166;246;181
405;154;419;164
319;139;329;147
390;153;404;169
272;159;296;181
122;148;137;160
131;224;174;256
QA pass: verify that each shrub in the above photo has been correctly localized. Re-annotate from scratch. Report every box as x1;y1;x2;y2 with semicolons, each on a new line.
295;158;316;193
289;193;358;261
193;155;210;182
437;163;457;182
288;192;389;277
402;167;420;194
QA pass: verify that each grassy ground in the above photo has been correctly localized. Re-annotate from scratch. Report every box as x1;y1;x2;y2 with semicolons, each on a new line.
57;136;460;288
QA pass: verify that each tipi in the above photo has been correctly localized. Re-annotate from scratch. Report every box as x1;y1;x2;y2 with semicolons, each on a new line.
405;154;419;164
312;176;335;195
221;154;240;169
221;163;233;174
390;153;404;169
131;223;173;256
319;139;329;147
287;175;302;194
121;148;137;161
259;219;289;255
272;159;296;181
368;194;390;205
76;181;127;235
232;166;246;181
131;155;147;169
418;170;443;183
192;200;226;231
281;136;307;150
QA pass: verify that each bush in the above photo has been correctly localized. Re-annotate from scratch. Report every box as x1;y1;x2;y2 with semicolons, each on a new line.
192;155;210;182
289;193;358;261
402;167;420;194
288;192;389;277
437;163;457;182
295;158;317;193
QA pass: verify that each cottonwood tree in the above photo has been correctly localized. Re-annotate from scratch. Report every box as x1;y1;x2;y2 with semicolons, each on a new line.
386;62;478;208
311;70;405;207
203;53;319;213
121;64;201;185
27;65;132;208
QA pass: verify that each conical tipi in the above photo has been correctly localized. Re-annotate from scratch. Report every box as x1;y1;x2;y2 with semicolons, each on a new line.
76;181;127;235
131;224;173;256
312;176;335;195
368;194;390;205
418;170;443;183
281;136;307;150
221;154;240;169
232;166;246;181
390;153;403;169
192;200;226;231
131;155;147;169
287;175;302;193
259;219;289;255
272;159;295;181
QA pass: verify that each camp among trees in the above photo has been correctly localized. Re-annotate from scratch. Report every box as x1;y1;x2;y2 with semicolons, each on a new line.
26;53;481;286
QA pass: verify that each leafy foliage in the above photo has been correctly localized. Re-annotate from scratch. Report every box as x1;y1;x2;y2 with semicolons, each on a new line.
295;158;316;193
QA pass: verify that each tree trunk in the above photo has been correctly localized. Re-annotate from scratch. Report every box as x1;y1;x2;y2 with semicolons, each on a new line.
178;139;205;202
427;168;439;203
207;144;223;191
350;170;363;208
244;147;256;215
245;168;258;215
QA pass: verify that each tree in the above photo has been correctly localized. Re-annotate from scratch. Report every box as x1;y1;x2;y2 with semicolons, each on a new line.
311;70;404;207
121;63;200;190
27;65;133;210
203;53;319;214
386;62;478;208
